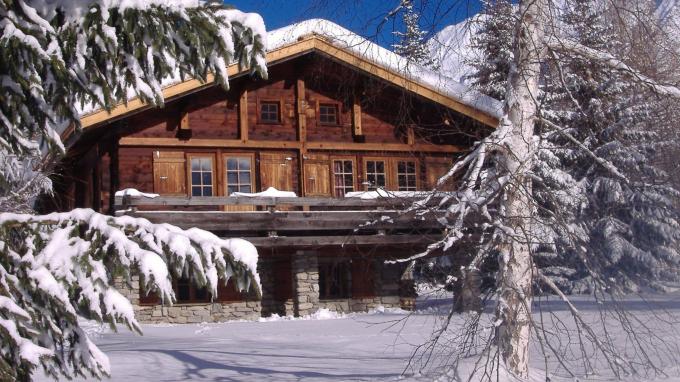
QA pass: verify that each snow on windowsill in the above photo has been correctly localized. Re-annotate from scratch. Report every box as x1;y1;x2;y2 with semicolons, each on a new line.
114;188;159;198
345;190;434;199
230;187;297;198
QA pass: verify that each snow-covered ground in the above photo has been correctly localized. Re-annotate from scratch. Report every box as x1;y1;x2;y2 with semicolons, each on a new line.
37;294;680;381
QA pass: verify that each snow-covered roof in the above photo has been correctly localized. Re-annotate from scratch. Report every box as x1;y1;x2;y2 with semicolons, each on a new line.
78;18;503;130
266;19;502;120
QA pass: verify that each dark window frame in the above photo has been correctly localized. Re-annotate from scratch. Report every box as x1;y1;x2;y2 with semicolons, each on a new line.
363;158;387;191
318;103;340;125
188;154;214;197
362;157;420;191
223;153;255;195
331;157;356;197
259;100;281;124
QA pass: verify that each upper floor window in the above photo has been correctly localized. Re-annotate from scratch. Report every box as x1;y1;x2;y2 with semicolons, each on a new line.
333;159;355;197
397;160;417;191
190;156;213;196
319;103;338;125
260;101;280;123
225;156;253;195
365;160;387;191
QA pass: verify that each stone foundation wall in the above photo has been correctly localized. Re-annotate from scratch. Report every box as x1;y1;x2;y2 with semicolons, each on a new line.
114;275;261;324
318;296;402;313
292;254;319;316
112;252;412;323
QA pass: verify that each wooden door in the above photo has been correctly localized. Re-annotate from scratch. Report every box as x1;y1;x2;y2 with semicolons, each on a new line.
303;154;331;197
153;151;186;195
425;157;456;191
259;152;294;192
351;258;375;298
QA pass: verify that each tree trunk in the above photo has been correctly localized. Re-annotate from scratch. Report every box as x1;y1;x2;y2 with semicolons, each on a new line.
496;0;545;378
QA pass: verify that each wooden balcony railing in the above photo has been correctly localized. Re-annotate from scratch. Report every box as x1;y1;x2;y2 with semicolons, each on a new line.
114;195;447;249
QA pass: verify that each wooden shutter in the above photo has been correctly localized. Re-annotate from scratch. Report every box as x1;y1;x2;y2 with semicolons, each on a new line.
153;151;186;195
303;154;331;197
425;157;456;191
351;258;375;298
259;152;294;191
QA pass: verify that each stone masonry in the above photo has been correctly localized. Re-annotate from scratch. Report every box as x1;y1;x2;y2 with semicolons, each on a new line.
292;253;320;316
114;275;261;324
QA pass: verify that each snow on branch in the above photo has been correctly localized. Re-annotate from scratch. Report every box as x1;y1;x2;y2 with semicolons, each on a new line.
0;0;268;192
546;38;680;98
0;208;259;379
538;117;629;183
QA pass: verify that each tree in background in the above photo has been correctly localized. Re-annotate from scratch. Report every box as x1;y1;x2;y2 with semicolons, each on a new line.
0;0;266;379
392;0;437;68
467;0;513;101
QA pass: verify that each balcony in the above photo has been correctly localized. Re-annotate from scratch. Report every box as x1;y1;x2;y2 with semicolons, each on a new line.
114;193;447;250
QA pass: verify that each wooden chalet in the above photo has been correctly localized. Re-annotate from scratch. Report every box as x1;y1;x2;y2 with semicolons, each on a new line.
53;20;501;322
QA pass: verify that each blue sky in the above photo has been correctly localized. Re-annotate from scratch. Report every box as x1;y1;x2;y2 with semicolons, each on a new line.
226;0;482;48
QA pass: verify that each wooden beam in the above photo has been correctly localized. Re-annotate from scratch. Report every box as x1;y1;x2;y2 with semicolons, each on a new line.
406;127;415;145
116;195;445;207
179;109;190;130
119;137;302;150
239;89;248;141
305;141;466;153
352;95;363;137
126;210;444;231
296;78;308;196
244;234;440;248
75;36;498;134
296;79;306;143
118;137;466;153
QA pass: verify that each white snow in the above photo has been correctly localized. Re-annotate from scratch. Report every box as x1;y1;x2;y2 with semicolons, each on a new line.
28;0;202;22
345;190;444;199
230;187;297;198
32;293;680;382
114;188;159;198
427;15;482;84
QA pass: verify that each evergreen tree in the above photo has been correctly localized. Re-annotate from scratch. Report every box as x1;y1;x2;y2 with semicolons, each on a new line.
536;0;680;292
467;0;514;100
392;0;436;67
0;1;267;379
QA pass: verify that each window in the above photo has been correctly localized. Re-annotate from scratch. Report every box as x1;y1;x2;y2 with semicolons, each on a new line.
319;103;338;125
397;160;417;191
175;277;209;303
260;101;280;123
332;159;354;197
225;156;253;195
190;157;213;196
363;158;419;191
365;160;386;191
319;260;350;299
173;277;244;304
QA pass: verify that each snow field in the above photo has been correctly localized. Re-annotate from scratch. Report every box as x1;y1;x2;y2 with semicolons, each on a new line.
37;294;680;382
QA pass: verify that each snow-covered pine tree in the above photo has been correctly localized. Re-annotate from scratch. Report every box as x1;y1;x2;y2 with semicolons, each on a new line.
396;0;680;378
392;0;436;68
535;0;680;293
0;1;267;379
467;0;514;101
